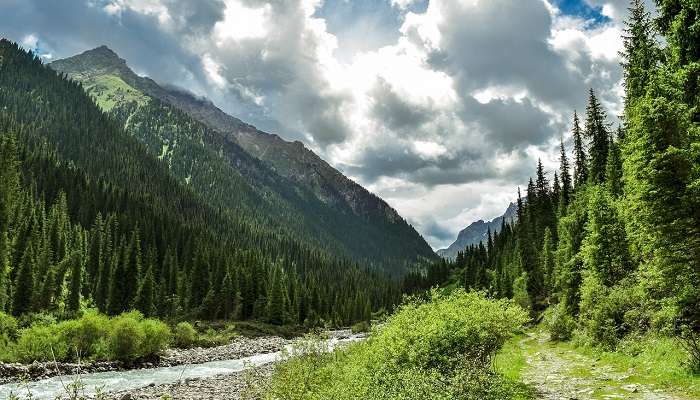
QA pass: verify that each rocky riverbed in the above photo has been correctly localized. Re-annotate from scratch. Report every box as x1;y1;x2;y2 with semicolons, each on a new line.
0;335;290;385
107;364;275;400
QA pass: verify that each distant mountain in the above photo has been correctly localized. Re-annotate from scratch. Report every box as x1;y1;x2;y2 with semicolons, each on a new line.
51;46;436;271
437;202;518;260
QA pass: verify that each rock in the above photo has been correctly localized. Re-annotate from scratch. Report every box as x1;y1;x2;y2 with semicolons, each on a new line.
120;394;132;400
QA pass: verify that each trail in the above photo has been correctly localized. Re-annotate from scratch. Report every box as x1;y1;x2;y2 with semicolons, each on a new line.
517;331;687;400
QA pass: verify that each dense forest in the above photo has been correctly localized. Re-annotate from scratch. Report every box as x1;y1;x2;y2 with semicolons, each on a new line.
0;39;402;327
412;0;700;367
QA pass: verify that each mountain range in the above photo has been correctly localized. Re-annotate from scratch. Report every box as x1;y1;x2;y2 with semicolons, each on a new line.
50;45;436;271
437;202;518;260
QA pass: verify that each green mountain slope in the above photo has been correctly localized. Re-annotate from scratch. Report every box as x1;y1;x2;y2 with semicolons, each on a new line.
50;46;436;271
0;39;400;323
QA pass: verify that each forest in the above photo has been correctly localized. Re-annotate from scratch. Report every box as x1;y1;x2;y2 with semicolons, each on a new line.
409;0;700;370
0;38;403;338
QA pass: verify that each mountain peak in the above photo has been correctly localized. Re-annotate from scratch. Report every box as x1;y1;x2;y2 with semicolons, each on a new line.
50;45;130;77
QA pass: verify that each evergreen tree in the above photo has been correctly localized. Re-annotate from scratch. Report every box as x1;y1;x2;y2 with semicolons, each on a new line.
584;89;610;184
582;188;631;286
67;252;82;314
12;241;35;316
620;0;657;112
541;228;556;297
0;133;19;310
605;139;623;197
559;138;572;208
267;266;287;325
135;265;156;316
572;111;588;187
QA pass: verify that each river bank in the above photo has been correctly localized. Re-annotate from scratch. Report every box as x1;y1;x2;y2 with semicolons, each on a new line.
0;335;289;385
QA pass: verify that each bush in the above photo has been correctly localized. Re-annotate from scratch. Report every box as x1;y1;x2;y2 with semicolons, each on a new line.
0;312;18;339
140;319;171;356
108;313;146;361
543;303;575;341
59;310;111;360
262;289;529;400
173;321;197;348
13;324;69;362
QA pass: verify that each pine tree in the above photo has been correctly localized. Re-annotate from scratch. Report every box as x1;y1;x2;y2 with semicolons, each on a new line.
620;0;657;112
12;241;35;316
67;252;82;314
267;266;287;325
605;139;623;197
584;89;610;184
0;133;19;310
541;227;556;297
559;138;572;208
582;188;631;286
572;111;588;187
135;265;156;316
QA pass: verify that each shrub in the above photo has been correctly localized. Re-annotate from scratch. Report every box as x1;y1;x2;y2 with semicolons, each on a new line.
108;313;145;361
13;324;68;362
543;303;575;341
0;312;18;339
140;319;171;356
262;289;529;400
173;321;197;348
59;310;111;360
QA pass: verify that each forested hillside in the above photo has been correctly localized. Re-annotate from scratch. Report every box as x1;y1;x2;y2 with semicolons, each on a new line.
418;0;700;368
0;39;402;325
49;47;436;272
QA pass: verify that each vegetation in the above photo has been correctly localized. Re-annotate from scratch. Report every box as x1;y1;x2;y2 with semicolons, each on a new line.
410;0;700;375
258;290;530;400
0;39;400;337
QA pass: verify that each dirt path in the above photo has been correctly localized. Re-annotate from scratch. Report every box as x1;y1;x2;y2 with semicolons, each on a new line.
518;331;687;400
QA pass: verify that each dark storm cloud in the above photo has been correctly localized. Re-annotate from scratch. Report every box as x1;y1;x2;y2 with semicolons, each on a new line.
370;78;432;131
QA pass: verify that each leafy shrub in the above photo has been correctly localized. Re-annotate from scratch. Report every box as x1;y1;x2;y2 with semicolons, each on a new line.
173;321;197;348
13;324;69;362
543;303;575;341
578;274;640;350
59;310;111;360
262;289;529;400
108;313;146;361
0;312;18;339
140;319;171;356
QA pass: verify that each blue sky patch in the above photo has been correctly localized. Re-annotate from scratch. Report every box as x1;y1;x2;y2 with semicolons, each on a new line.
554;0;611;25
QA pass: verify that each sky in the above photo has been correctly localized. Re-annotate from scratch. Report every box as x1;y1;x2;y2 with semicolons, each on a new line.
0;0;642;249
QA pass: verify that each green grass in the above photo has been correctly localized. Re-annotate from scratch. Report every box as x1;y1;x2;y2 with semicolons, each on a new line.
494;334;528;381
567;334;700;398
84;74;149;112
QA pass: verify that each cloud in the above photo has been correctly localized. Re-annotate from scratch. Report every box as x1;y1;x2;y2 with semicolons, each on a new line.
0;0;629;248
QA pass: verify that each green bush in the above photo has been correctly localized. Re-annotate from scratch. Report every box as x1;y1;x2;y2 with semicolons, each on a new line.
13;324;69;362
59;310;111;360
108;313;146;361
262;289;529;400
0;312;18;339
140;319;172;356
173;321;198;348
543;303;575;341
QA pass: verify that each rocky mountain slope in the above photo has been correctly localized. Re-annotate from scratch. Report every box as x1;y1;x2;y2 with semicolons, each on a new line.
50;46;435;270
437;202;517;260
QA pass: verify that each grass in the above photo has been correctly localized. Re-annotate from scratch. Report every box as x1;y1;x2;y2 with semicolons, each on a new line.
84;74;149;112
567;334;700;398
496;327;700;399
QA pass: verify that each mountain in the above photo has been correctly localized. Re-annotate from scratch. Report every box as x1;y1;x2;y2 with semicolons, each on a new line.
0;38;402;323
437;202;518;260
50;45;436;271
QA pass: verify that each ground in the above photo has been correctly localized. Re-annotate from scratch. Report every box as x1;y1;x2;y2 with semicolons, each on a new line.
500;329;699;400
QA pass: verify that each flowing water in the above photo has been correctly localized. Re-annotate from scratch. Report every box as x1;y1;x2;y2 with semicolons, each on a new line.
0;335;364;399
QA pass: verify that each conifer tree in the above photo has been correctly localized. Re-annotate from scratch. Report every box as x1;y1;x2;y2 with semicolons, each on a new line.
582;188;631;286
605;139;623;197
541;227;556;296
584;89;610;183
572;111;588;187
13;241;35;316
68;252;82;314
135;265;156;316
0;133;19;310
559;138;572;208
620;0;657;112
